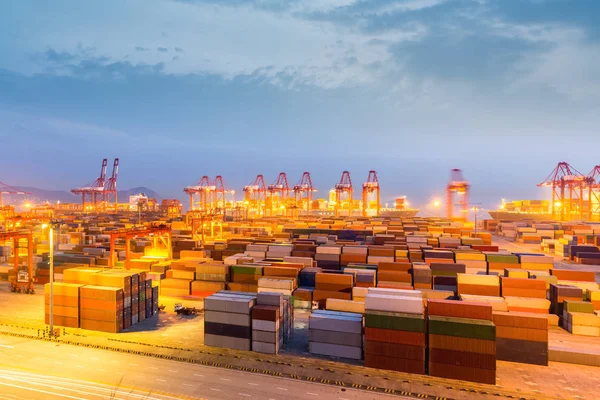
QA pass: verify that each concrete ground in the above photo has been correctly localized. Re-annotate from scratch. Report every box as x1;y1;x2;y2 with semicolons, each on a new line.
0;334;399;400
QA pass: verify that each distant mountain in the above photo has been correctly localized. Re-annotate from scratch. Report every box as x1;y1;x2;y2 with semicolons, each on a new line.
12;186;162;204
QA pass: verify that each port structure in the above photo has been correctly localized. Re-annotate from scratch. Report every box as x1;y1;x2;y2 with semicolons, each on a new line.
293;172;314;215
538;162;586;221
362;170;380;217
266;172;291;217
586;165;600;221
1;231;34;293
243;175;267;218
0;181;31;222
447;168;470;220
334;171;353;217
108;225;172;269
71;158;119;212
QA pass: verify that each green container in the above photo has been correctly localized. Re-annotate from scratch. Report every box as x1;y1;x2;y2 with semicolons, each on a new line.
428;315;496;340
563;300;595;314
365;311;425;332
486;254;519;264
231;266;263;275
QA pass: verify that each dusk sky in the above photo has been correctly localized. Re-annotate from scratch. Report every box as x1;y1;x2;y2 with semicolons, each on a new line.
1;0;599;212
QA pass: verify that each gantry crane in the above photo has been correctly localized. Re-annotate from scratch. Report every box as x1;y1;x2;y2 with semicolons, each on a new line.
538;162;586;221
586;165;600;221
267;172;291;216
108;225;172;269
293;172;314;215
447;169;469;220
334;171;353;217
184;175;212;212
1;231;34;293
362;170;380;217
71;158;108;212
104;158;119;211
243;175;267;218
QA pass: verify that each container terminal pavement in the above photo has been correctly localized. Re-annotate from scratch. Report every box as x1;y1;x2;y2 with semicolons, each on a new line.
2;215;600;399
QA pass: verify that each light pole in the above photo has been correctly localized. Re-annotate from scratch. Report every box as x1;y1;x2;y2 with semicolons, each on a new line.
473;206;480;236
433;200;441;217
48;223;54;335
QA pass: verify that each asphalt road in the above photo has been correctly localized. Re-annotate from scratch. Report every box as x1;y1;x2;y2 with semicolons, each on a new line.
0;335;401;400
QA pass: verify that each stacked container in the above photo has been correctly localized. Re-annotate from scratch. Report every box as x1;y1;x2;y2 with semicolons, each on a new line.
313;272;353;305
79;286;124;333
252;294;282;354
562;300;600;336
377;261;412;288
204;292;256;351
308;310;363;360
427;299;496;385
228;265;263;292
191;263;229;297
457;274;500;297
493;311;548;365
44;283;83;328
364;289;426;374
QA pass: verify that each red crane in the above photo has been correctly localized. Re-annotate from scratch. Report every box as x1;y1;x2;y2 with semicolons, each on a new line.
447;169;469;220
362;170;380;217
184;175;212;212
293;172;314;214
334;171;353;217
267;172;291;216
243;175;267;218
104;158;119;211
0;182;31;207
71;158;108;212
538;162;585;221
586;165;600;221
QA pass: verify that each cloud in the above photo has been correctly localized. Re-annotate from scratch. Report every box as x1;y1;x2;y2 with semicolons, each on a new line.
135;46;150;52
174;47;184;53
157;47;169;53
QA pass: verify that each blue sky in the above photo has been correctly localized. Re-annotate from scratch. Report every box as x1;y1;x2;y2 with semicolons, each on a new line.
1;0;599;212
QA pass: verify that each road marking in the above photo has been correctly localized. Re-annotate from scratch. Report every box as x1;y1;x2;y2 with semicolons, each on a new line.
306;393;318;396
193;374;204;377
90;357;99;360
339;398;350;400
168;370;178;373
111;361;120;364
96;369;105;372
75;366;83;369
130;364;138;367
68;354;77;357
54;362;62;365
156;379;166;382
210;388;221;392
183;384;194;387
248;383;258;386
220;378;231;382
238;394;251;397
13;355;22;358
0;345;14;348
149;366;158;370
277;388;288;391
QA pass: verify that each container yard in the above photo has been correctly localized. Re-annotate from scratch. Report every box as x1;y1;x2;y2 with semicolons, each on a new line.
1;162;600;400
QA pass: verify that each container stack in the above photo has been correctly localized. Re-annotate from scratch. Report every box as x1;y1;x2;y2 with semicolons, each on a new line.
315;246;341;270
364;289;426;374
486;253;519;274
245;244;268;260
191;263;229;297
457;274;500;297
411;264;432;290
79;286;124;333
367;247;394;265
519;255;554;273
587;289;600;311
258;277;295;296
501;277;546;298
228;265;263;292
431;263;465;294
550;284;584;325
308;310;363;360
343;268;376;288
89;271;134;329
340;246;367;266
252;293;282;354
562;300;600;336
44;283;83;328
352;287;369;302
313;272;353;306
204;292;256;351
427;299;496;385
160;267;193;297
377;261;412;289
267;244;293;259
455;252;487;274
493;311;548;365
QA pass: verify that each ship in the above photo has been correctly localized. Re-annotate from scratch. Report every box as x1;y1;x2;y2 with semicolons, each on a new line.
488;199;553;221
